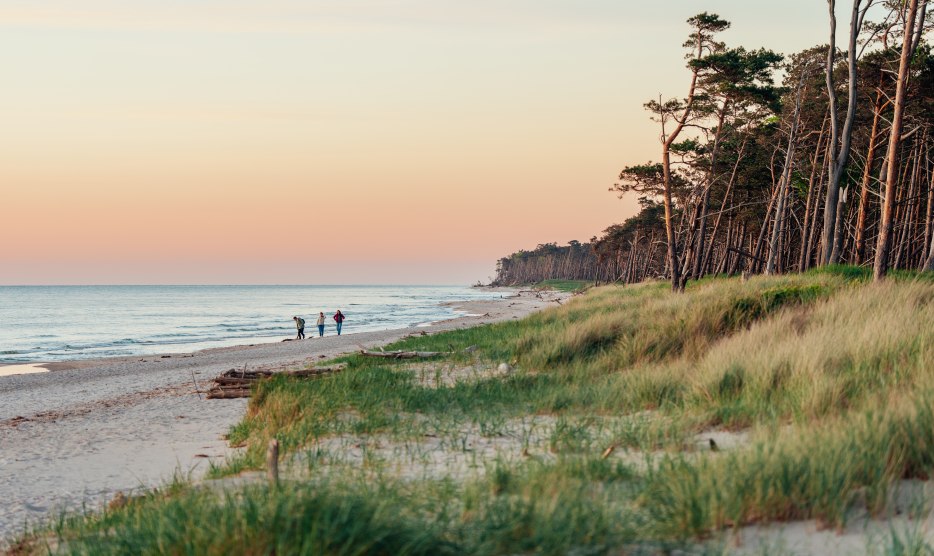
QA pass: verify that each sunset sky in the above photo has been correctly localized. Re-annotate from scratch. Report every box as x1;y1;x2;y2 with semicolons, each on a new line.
2;1;831;285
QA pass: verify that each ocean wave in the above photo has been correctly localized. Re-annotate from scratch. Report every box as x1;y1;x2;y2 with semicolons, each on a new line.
112;338;140;345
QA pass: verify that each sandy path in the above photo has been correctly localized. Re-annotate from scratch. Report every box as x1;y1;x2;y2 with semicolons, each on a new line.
0;289;567;541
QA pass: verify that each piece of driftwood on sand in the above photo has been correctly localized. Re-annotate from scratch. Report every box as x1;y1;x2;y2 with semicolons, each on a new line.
205;363;347;399
358;349;451;359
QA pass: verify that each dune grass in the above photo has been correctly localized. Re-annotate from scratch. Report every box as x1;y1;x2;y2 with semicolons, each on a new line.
16;266;934;555
534;279;592;292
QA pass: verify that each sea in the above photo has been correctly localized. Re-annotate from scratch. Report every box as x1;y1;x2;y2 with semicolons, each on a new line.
0;285;505;365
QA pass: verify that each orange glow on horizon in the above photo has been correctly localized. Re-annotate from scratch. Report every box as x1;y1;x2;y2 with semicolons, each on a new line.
0;1;829;284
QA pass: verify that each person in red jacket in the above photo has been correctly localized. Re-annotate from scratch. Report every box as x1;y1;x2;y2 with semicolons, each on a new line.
333;310;345;336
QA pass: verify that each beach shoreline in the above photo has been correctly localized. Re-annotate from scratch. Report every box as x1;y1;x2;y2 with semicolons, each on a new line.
0;288;568;542
0;287;526;376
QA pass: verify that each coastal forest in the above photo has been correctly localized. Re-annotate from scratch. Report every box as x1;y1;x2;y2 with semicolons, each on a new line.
493;0;934;290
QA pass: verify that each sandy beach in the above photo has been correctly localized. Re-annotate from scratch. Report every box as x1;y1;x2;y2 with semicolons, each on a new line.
0;288;567;542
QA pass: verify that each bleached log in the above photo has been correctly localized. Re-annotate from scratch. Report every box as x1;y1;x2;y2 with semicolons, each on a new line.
206;388;252;399
213;377;256;386
206;363;350;399
359;350;450;359
286;364;347;376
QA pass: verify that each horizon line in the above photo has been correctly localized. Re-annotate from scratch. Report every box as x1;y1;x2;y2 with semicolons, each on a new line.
0;283;486;288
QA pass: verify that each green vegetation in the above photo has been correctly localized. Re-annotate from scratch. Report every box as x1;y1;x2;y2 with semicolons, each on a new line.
17;269;934;554
534;279;591;292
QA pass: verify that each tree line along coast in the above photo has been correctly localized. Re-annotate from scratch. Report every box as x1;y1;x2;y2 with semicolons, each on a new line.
493;3;934;289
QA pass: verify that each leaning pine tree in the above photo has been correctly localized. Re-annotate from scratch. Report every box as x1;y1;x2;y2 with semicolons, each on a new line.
616;13;730;292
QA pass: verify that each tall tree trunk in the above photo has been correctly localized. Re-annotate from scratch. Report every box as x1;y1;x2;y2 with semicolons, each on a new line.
896;138;922;268
661;144;683;291
701;131;748;275
752;184;781;273
853;82;888;264
766;69;807;275
875;0;925;280
800;115;830;271
922;146;934;269
805;141;831;270
690;101;730;279
821;0;866;265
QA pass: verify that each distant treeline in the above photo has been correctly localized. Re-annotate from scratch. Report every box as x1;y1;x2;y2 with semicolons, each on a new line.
491;203;667;286
492;241;613;286
496;5;934;289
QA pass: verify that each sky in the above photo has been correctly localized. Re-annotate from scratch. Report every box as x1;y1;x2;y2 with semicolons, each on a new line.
1;1;834;285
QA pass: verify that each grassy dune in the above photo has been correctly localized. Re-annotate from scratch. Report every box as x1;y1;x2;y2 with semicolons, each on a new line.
18;267;934;555
534;279;592;292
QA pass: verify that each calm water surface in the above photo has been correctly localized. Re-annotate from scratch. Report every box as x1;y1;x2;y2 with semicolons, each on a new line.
0;285;503;364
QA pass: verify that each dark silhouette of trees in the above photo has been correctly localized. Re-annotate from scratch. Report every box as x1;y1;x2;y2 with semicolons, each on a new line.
493;6;934;287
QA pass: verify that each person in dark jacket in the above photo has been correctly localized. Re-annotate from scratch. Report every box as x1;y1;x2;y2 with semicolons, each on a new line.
333;310;345;336
293;316;305;340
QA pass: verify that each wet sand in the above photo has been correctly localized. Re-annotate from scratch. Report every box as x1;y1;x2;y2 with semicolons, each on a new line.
0;288;568;542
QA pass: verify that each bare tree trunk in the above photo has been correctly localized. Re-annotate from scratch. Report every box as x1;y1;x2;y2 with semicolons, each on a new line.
702;133;748;274
805;141;830;271
875;0;925;280
800;116;830;271
752;184;781;273
853;80;888;264
718;216;734;274
689;101;730;279
896;138;922;268
766;69;807;275
821;0;866;265
923;147;934;269
661;145;683;291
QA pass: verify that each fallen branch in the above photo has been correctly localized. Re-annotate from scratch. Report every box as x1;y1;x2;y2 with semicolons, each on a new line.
359;349;451;359
206;388;253;400
205;363;348;399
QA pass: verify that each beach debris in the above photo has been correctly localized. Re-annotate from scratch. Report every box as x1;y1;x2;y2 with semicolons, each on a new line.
191;368;202;400
205;363;348;399
497;363;513;373
359;349;450;359
8;416;30;427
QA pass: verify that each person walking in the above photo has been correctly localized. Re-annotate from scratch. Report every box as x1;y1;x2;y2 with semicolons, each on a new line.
333;309;345;336
293;316;305;340
316;312;326;337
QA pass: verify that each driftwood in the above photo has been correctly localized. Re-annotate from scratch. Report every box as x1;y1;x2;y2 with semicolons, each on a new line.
206;363;347;399
206;388;253;399
359;344;479;360
359;349;450;359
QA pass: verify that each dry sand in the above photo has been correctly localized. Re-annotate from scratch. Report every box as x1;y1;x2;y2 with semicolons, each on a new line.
0;288;568;542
